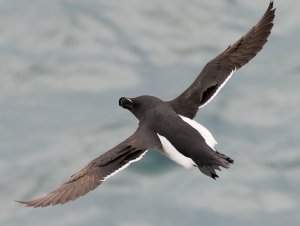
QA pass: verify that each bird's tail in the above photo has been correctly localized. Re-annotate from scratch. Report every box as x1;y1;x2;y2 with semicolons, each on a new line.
198;151;234;179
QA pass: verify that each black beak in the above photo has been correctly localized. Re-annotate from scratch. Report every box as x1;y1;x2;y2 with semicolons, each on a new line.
119;97;133;110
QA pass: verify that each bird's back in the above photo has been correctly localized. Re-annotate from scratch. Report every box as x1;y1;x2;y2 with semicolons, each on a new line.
144;101;210;160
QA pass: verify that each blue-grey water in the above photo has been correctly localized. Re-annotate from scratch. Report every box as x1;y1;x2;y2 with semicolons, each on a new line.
1;0;299;225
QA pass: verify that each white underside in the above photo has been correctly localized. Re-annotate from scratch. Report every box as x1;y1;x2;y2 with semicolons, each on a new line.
200;68;236;108
101;150;148;182
157;134;196;169
157;115;217;169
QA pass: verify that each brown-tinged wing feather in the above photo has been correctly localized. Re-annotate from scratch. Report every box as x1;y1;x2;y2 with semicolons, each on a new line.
169;1;275;119
17;125;161;207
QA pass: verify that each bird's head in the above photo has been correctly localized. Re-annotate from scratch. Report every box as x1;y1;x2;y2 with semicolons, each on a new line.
119;95;161;120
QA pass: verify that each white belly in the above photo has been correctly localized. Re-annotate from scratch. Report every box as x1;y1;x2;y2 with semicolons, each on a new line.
157;115;217;169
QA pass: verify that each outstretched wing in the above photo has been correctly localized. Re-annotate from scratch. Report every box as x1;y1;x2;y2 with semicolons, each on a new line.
17;125;161;208
169;1;275;119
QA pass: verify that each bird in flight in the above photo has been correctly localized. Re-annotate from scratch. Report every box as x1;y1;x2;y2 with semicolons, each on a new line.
18;1;275;207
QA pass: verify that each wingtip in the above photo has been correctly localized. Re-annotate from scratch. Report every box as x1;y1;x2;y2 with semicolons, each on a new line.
15;199;59;208
15;200;29;207
15;200;24;204
269;0;276;11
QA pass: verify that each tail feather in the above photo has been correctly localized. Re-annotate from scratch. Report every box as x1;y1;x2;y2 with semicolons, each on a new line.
198;151;234;179
216;151;234;164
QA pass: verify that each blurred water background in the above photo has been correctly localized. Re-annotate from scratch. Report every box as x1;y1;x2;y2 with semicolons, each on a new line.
0;0;299;225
